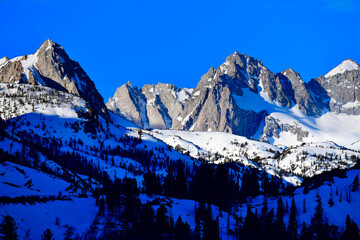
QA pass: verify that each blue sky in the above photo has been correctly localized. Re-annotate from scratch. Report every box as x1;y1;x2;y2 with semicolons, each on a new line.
0;0;359;101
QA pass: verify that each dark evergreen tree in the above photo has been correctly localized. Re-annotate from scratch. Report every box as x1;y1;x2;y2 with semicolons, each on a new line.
310;196;329;240
275;197;286;240
0;215;18;240
328;195;334;207
163;170;175;196
63;226;75;240
214;164;236;211
122;177;140;222
155;204;169;238
299;222;312;240
135;203;155;238
174;216;191;240
328;224;340;240
41;228;54;240
260;197;269;220
174;161;188;199
240;169;260;201
259;197;275;240
288;197;298;240
0;116;5;141
241;204;259;240
190;163;214;203
342;214;360;240
351;174;359;192
143;171;162;195
202;205;220;240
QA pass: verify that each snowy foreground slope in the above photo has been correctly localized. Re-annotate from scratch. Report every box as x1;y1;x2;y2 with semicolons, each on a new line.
0;162;98;239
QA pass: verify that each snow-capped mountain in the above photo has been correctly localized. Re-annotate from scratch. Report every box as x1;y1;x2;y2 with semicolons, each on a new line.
0;39;109;121
2;40;360;239
108;53;360;148
325;59;360;78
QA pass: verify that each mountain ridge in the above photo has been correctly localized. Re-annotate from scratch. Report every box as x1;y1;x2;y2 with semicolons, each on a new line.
108;51;360;144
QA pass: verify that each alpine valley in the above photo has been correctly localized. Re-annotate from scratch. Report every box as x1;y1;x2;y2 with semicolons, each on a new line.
1;40;360;240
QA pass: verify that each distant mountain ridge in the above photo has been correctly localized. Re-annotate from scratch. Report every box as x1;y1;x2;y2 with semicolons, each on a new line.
107;51;360;143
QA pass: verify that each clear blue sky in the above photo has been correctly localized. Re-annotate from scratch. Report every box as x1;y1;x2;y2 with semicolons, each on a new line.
0;0;359;101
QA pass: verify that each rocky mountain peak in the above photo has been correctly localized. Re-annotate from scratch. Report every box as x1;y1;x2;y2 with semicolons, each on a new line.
39;39;60;50
325;59;360;78
282;68;304;84
0;39;110;121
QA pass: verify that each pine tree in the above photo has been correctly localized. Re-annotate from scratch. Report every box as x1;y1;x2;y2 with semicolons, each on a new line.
351;174;359;192
63;226;75;240
174;161;188;199
288;197;298;240
41;228;54;240
275;197;286;240
242;204;259;240
328;188;334;207
310;196;329;240
299;222;311;240
136;203;155;236
164;170;175;196
174;216;191;240
342;214;360;240
0;116;5;141
155;204;169;237
260;197;269;219
0;215;18;240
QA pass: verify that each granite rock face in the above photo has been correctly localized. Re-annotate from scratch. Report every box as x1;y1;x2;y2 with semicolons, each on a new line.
0;39;109;121
308;68;360;115
281;68;322;116
107;82;191;129
107;81;148;127
0;58;26;83
260;116;309;143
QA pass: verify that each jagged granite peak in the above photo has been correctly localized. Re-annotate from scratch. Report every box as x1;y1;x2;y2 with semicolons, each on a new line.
281;68;322;116
172;78;265;137
168;52;270;136
325;59;360;78
107;82;192;129
107;81;148;128
0;39;110;121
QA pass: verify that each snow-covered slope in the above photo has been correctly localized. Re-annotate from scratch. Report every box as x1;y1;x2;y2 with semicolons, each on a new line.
1;193;97;239
146;129;360;186
0;160;99;239
1;162;80;197
0;83;88;120
261;106;360;147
